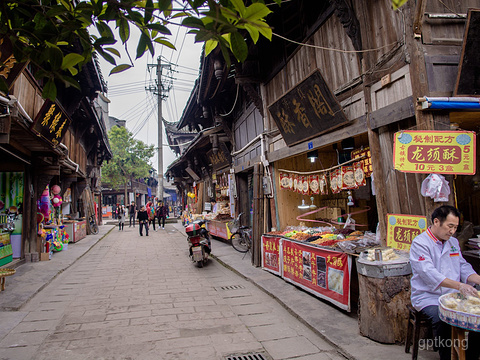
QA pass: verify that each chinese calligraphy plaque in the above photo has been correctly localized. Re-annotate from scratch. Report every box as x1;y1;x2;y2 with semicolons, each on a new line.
32;100;72;147
268;70;349;147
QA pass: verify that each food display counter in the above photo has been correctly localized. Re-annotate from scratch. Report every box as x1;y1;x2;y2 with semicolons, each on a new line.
206;219;233;241
0;232;12;266
63;220;87;243
262;235;353;311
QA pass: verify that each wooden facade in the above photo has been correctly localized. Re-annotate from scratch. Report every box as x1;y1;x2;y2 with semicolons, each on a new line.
167;0;480;253
0;48;112;260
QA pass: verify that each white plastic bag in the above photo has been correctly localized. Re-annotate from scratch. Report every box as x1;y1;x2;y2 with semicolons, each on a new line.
421;174;450;202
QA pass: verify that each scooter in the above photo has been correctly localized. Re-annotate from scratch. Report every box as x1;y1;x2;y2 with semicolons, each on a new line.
185;220;211;267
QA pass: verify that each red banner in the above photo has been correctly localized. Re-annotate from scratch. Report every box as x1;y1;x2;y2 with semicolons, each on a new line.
261;236;281;275
282;239;351;311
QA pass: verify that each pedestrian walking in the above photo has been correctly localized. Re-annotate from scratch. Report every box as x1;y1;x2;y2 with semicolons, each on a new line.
137;205;149;236
112;204;117;219
146;201;156;231
118;205;125;231
156;201;169;229
128;201;137;227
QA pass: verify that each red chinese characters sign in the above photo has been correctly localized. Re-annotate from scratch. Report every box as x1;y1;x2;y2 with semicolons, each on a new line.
393;131;476;175
282;239;351;311
386;214;427;251
261;235;281;276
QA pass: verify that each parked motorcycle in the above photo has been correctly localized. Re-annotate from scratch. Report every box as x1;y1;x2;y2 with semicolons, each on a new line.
185;220;211;267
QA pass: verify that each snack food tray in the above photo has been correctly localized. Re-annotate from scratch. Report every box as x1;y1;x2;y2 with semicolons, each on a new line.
439;293;480;332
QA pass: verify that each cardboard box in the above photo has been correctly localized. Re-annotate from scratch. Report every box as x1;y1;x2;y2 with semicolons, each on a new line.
40;252;50;261
327;207;342;220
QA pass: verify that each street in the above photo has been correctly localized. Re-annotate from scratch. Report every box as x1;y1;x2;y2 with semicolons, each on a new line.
0;224;345;360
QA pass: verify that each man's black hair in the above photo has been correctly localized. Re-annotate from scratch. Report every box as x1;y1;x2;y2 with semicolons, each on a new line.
431;205;460;225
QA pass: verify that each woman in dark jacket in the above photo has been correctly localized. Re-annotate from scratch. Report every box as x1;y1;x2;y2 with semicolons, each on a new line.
137;205;149;236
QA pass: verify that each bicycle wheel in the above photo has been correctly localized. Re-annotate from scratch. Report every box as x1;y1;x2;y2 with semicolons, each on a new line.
231;232;249;253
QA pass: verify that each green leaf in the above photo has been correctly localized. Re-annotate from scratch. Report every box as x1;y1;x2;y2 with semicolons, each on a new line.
251;19;272;40
94;37;117;46
58;74;81;90
229;31;248;62
244;23;259;43
153;38;176;50
146;23;171;35
104;47;121;57
96;48;116;65
145;0;154;23
42;79;57;101
46;45;64;70
171;12;189;19
66;67;78;76
56;41;69;46
110;64;132;75
244;3;272;22
157;0;172;12
119;17;130;43
61;53;85;70
136;33;148;59
205;39;218;56
229;0;247;17
182;17;205;29
194;30;214;43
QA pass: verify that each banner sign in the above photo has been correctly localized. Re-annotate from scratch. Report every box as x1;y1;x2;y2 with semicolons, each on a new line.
207;142;232;172
386;214;427;251
268;69;349;147
32;100;72;146
261;235;282;276
393;130;476;175
351;147;373;177
282;239;351;311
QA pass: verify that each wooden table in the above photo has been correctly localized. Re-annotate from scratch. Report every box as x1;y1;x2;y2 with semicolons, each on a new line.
451;326;467;360
0;269;16;291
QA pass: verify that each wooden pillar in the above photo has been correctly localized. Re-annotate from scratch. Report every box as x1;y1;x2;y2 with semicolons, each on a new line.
252;163;264;267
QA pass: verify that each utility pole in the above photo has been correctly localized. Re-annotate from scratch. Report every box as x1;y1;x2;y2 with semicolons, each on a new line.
147;57;173;203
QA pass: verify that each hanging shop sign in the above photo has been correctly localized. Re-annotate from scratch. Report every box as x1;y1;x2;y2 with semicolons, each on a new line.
386;214;427;251
351;147;372;177
0;38;28;90
281;238;351;311
262;235;281;276
207;142;231;171
268;69;349;147
31;100;72;147
393;130;476;175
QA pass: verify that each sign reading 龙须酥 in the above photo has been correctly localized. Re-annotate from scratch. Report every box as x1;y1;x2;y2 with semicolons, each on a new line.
268;69;349;147
31;100;72;147
393;130;476;175
386;214;427;251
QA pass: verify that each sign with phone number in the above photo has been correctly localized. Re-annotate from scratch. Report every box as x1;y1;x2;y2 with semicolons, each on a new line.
261;236;352;311
393;131;476;175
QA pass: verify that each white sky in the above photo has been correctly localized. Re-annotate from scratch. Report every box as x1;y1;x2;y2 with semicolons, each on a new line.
97;25;203;175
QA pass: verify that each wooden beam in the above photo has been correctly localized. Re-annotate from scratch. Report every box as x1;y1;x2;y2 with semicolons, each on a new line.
369;97;415;129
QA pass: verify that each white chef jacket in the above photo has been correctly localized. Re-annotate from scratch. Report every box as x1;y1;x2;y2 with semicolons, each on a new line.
410;227;476;311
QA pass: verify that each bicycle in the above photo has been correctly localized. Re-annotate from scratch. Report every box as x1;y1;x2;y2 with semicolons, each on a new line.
230;213;252;253
88;214;99;235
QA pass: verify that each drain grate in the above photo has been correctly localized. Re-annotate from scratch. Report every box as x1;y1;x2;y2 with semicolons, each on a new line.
224;353;268;360
218;285;245;291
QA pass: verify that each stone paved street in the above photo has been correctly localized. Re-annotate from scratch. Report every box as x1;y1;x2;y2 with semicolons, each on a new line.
0;224;345;360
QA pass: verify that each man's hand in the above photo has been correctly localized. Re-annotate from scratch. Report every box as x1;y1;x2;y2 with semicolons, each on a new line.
459;283;478;297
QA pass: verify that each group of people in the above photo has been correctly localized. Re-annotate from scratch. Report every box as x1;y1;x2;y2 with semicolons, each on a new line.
123;200;169;236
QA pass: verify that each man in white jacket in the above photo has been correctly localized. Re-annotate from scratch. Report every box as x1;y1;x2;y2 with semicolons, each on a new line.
410;205;480;359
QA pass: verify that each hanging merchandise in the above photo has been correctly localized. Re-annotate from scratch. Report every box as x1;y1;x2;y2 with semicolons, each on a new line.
330;170;338;193
309;175;320;195
341;166;356;190
421;174;451;202
301;175;310;195
280;172;290;190
354;162;366;187
319;174;328;195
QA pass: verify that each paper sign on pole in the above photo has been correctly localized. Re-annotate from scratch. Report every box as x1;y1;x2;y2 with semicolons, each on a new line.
386;214;427;251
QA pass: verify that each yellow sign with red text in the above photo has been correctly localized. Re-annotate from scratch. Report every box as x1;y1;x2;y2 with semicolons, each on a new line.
393;131;476;175
386;214;427;251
